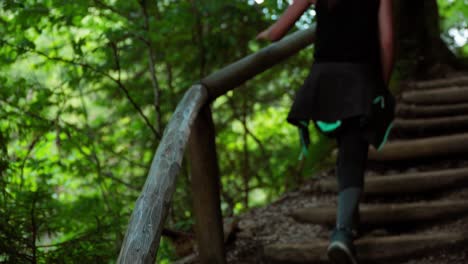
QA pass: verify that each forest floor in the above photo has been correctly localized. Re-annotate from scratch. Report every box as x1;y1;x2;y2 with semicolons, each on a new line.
176;72;468;264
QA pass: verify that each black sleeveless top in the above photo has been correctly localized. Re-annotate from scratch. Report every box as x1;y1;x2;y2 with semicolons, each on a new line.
314;0;381;66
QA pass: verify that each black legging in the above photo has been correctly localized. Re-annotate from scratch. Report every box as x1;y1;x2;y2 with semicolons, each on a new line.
335;115;369;192
333;115;370;231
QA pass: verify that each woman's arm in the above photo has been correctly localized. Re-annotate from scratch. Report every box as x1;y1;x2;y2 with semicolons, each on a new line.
378;0;394;86
257;0;316;42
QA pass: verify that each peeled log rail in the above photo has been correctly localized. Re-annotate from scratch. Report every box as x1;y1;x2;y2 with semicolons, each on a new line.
117;85;208;264
368;133;468;161
401;86;468;105
289;200;468;226
308;167;468;195
407;76;468;90
396;102;468;118
263;233;468;263
393;114;468;133
201;26;316;100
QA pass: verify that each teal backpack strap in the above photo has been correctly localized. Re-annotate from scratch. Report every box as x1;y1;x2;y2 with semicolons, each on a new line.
316;120;342;132
298;121;310;160
373;95;385;108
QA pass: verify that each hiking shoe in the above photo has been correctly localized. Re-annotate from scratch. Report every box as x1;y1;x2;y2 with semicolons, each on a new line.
327;228;358;264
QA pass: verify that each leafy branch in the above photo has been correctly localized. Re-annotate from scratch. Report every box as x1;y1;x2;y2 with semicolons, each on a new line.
1;40;161;139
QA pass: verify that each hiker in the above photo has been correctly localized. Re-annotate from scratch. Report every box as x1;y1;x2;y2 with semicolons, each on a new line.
257;0;395;263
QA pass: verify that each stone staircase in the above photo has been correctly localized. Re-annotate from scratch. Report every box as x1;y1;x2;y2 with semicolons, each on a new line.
224;74;468;264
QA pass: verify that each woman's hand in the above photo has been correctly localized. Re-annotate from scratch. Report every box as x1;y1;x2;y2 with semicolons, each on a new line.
256;28;271;41
256;0;313;42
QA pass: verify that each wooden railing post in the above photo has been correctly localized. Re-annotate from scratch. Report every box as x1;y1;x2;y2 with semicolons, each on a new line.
188;104;226;263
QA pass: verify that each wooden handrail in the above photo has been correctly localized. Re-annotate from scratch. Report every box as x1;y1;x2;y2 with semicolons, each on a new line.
202;26;316;100
117;85;208;264
117;26;316;264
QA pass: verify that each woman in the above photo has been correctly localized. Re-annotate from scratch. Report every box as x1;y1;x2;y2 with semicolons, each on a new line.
257;0;395;263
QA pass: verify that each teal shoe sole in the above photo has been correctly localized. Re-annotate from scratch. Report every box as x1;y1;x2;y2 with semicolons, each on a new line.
327;241;358;264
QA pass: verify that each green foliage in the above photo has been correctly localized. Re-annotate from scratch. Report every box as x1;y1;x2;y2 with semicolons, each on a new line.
0;0;466;263
437;0;468;56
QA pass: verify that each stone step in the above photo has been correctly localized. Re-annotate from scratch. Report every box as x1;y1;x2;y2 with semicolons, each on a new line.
396;102;468;118
289;200;468;226
406;76;468;90
263;232;468;263
307;167;468;195
368;133;468;161
393;114;468;134
402;86;468;105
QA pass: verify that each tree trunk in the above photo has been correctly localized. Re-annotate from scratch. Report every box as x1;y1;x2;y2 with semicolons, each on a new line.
395;0;460;77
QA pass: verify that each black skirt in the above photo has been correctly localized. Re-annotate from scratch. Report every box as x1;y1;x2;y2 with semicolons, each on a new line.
287;62;395;151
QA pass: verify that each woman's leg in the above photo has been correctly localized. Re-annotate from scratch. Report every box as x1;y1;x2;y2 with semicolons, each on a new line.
335;116;369;233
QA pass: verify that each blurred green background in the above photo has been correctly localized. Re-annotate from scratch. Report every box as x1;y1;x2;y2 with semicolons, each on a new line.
0;0;466;263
